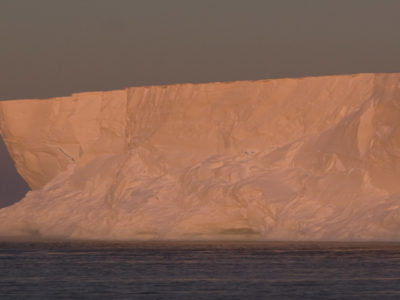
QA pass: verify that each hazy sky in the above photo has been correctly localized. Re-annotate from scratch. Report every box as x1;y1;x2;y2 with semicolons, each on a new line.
1;0;400;207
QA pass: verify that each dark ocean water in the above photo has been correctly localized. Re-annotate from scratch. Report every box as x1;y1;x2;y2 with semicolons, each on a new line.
1;241;400;299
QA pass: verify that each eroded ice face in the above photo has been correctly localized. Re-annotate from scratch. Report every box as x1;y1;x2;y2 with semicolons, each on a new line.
0;73;400;241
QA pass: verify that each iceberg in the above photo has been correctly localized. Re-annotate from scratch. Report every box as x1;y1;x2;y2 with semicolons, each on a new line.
0;73;399;241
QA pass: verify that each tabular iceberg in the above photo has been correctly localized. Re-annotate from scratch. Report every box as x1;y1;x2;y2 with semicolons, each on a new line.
0;73;399;241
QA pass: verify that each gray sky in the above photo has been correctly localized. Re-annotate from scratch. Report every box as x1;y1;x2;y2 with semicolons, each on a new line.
1;0;400;207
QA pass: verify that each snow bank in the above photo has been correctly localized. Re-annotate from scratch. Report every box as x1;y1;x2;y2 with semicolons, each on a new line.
1;73;399;241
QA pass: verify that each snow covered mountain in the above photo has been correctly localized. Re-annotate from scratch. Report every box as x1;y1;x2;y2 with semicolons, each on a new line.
0;73;399;241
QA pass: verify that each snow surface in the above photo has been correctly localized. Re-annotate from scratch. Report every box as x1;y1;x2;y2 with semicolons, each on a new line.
0;73;400;241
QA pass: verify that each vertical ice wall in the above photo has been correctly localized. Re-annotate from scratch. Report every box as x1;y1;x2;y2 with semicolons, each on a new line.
0;73;399;240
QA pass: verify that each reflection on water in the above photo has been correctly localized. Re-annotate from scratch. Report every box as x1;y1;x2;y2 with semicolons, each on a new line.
1;241;400;299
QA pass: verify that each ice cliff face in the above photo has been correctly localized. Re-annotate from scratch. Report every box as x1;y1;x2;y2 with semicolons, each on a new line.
1;73;400;241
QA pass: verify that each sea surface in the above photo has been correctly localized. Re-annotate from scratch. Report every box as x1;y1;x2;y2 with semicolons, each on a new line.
1;240;400;299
